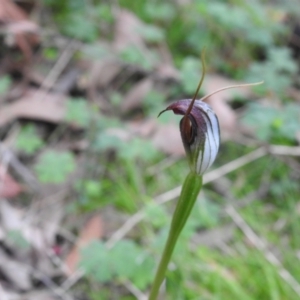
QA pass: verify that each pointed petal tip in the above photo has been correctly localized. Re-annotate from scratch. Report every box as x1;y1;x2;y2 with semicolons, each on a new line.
157;108;169;118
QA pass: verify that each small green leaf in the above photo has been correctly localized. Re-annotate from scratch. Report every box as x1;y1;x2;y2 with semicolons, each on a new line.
60;13;98;42
65;98;90;127
43;47;59;60
111;240;155;289
80;241;113;282
35;150;75;183
84;180;102;199
0;76;11;95
131;254;155;289
15;125;44;155
111;240;141;278
246;47;297;95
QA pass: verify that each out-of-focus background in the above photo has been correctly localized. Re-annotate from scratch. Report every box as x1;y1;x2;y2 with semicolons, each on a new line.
0;0;300;299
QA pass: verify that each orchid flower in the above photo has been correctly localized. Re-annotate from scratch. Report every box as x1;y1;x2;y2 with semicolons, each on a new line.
148;51;263;300
161;99;220;175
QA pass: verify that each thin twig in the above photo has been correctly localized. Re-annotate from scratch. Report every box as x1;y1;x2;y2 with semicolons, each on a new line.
29;265;74;300
204;147;267;183
269;145;300;156
0;144;38;189
123;280;147;300
106;211;145;249
37;39;79;95
61;270;85;291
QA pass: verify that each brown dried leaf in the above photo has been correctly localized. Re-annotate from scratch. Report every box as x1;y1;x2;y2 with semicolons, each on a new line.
0;89;66;127
0;0;27;22
0;0;40;61
64;247;80;277
5;20;39;35
78;214;103;246
0;164;23;199
65;214;103;276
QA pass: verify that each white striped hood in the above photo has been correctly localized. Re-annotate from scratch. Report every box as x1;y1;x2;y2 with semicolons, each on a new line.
159;99;220;175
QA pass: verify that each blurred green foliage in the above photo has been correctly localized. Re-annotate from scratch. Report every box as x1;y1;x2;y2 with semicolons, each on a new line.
0;76;11;95
242;102;300;143
15;124;44;155
65;98;91;127
34;150;75;183
81;240;155;289
38;0;300;299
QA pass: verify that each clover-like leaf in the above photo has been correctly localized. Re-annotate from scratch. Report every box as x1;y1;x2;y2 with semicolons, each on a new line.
35;150;75;183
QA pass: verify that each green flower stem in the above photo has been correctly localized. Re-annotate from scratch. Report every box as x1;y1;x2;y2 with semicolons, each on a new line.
148;172;203;300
